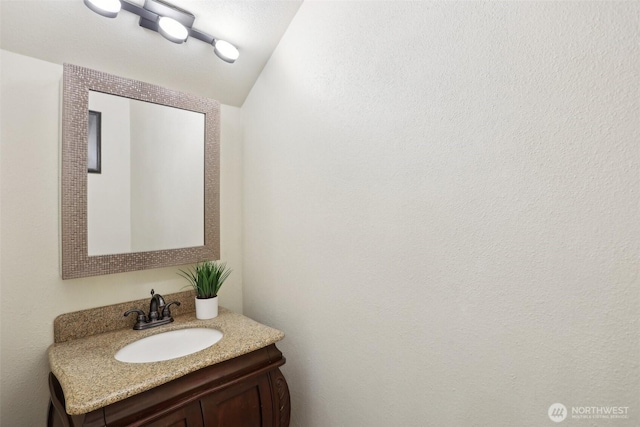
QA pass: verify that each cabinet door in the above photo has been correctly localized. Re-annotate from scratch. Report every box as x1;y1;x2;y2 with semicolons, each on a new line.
140;401;203;427
201;374;273;427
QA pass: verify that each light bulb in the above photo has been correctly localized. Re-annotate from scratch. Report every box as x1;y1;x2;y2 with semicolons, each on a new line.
214;40;239;63
84;0;121;18
158;16;189;44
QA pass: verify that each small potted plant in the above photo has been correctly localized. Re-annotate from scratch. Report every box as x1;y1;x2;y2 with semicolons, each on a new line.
179;261;232;319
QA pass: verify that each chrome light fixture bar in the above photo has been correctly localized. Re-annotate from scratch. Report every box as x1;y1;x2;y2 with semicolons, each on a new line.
83;0;240;63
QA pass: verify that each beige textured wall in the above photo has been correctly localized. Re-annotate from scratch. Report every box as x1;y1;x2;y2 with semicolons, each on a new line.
242;2;639;426
0;49;243;426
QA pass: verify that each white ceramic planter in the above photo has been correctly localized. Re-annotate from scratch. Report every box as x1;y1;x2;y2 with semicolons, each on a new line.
195;296;218;319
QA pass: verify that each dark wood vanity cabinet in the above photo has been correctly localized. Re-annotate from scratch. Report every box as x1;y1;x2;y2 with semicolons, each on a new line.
48;344;290;427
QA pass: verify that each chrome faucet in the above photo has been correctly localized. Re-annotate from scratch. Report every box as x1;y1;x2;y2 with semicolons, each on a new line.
124;289;181;330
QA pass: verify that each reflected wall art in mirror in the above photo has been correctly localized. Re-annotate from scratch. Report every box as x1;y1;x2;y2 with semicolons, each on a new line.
61;64;220;279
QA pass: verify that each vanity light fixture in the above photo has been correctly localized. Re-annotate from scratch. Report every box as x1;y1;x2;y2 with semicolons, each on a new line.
83;0;240;63
213;40;240;64
84;0;121;18
157;16;189;44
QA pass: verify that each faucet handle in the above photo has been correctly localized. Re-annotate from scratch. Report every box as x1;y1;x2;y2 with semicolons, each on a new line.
161;301;181;320
124;309;148;329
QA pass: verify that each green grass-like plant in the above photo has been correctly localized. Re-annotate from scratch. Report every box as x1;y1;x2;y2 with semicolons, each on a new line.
179;261;232;299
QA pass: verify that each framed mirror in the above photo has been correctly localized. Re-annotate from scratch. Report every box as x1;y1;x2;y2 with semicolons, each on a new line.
61;64;220;279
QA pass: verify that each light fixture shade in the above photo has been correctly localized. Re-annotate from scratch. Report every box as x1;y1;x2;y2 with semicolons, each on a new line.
84;0;121;18
214;40;239;63
158;16;189;44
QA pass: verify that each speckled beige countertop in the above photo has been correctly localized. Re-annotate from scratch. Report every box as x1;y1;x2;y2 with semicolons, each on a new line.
48;305;284;415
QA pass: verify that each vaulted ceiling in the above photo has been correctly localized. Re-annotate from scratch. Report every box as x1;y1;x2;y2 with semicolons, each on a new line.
0;0;303;106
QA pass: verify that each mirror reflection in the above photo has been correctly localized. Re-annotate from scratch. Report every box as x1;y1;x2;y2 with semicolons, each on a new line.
87;91;204;256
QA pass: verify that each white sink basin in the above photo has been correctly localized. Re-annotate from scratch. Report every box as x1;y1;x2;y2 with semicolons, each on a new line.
115;328;223;363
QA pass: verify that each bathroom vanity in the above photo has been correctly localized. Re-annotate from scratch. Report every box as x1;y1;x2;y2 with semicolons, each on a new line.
47;293;290;427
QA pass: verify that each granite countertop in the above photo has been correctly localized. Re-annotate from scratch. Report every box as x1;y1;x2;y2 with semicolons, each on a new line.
48;307;285;415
